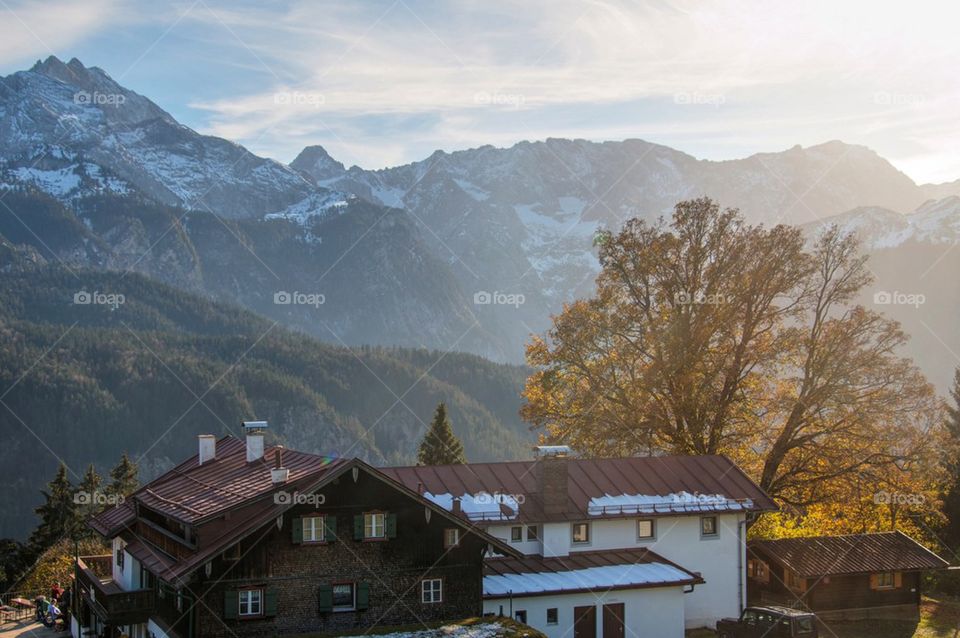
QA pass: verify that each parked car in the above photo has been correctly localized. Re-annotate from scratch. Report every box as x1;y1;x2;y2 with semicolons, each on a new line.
716;606;818;638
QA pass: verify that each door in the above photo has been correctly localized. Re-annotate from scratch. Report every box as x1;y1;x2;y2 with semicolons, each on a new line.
602;603;625;638
574;605;597;638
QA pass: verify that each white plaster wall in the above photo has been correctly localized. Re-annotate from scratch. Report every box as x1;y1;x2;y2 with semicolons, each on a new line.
110;536;139;591
148;618;174;638
487;513;745;629
484;586;686;638
486;523;543;555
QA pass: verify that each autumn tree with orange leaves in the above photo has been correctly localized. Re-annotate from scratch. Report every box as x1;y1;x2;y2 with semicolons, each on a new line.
522;198;944;535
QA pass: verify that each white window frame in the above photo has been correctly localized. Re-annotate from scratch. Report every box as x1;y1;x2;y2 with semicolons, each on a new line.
332;583;356;611
526;525;539;541
571;522;591;544
364;512;385;539
510;526;523;542
637;518;655;540
303;515;324;543
238;589;262;617
443;528;460;548
421;578;443;604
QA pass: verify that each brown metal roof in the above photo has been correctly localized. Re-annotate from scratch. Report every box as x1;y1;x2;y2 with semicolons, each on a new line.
132;437;345;523
381;454;776;522
89;438;521;584
748;532;950;577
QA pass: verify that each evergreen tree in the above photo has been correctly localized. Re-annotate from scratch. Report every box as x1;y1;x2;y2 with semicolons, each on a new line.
106;453;139;498
417;403;466;465
28;463;79;552
943;368;960;550
76;464;103;526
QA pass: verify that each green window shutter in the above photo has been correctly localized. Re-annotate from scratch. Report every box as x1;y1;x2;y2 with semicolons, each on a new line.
223;591;238;620
292;516;303;544
356;583;370;611
324;515;337;541
317;585;333;614
353;514;364;540
385;513;397;539
264;589;278;617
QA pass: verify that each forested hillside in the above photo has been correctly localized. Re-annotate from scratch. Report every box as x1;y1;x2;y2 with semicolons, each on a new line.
0;267;531;539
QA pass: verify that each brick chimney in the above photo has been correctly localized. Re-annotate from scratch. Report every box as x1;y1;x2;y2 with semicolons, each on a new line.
198;434;216;465
535;445;571;516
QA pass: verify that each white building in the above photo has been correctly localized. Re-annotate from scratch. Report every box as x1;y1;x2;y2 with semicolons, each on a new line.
382;447;777;638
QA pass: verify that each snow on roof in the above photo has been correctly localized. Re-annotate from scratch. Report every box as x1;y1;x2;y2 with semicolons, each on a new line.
424;491;521;521
587;491;754;516
484;562;694;597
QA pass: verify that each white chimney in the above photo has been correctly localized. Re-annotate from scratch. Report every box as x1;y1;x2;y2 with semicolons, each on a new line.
271;446;289;484
243;421;268;462
198;435;216;465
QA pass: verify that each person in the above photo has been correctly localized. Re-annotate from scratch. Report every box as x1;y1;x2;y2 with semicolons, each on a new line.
43;601;60;629
34;596;48;623
50;583;64;603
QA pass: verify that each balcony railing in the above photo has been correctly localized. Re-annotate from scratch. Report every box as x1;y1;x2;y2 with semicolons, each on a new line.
75;556;156;625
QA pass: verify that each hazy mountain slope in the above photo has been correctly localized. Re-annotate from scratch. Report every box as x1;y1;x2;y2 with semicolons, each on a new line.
0;266;531;540
806;196;960;393
294;138;931;360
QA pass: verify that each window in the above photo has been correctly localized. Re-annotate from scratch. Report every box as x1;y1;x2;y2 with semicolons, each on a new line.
421;579;443;604
700;516;718;537
786;569;804;591
796;617;815;634
526;525;539;541
303;516;324;543
364;512;385;539
515;610;527;624
115;548;124;569
238;589;262;617
511;526;523;542
876;572;896;589
637;519;655;540
748;559;770;584
443;528;460;548
572;522;591;544
332;584;355;611
546;608;558;625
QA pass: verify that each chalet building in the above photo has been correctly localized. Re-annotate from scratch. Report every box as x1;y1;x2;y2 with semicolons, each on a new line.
381;446;778;636
73;427;518;638
747;532;950;620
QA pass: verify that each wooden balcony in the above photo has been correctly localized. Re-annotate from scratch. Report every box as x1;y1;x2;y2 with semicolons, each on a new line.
75;556;156;625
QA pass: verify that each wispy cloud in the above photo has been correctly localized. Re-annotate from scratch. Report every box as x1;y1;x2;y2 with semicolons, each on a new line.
2;0;958;182
0;0;124;65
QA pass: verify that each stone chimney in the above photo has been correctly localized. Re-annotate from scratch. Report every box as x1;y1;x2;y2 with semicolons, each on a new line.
270;446;289;484
535;445;571;516
198;434;216;465
243;421;268;462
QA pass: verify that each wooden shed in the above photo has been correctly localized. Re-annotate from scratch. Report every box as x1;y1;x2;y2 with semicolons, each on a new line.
746;532;950;620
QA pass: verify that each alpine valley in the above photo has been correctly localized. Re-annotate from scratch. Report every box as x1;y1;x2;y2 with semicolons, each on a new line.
1;56;959;536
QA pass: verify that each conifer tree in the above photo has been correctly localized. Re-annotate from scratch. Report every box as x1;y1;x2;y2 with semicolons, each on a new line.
28;463;78;552
76;464;103;525
106;453;139;498
417;403;467;465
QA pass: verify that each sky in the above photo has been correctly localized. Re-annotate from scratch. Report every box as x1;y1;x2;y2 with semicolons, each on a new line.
1;0;958;183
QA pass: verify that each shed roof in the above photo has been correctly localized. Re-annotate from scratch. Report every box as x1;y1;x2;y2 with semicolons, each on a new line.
749;532;950;578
